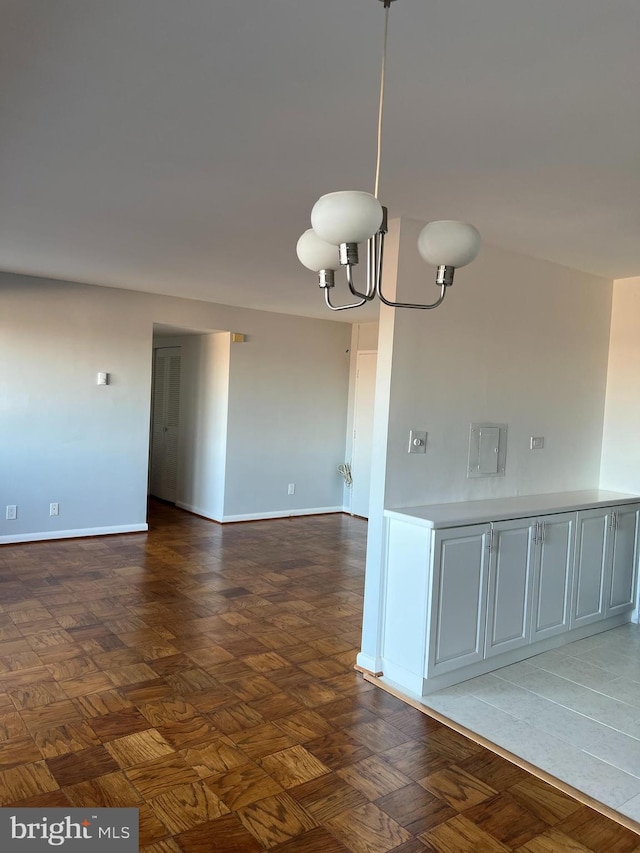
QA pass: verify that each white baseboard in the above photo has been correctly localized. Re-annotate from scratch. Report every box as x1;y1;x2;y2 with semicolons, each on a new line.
0;523;148;545
356;651;384;675
175;501;343;524
175;501;222;522
221;506;344;523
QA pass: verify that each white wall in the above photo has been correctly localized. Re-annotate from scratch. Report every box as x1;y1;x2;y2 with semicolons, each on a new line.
1;276;153;541
222;313;352;519
1;272;351;541
357;217;614;672
384;218;612;508
600;276;640;494
352;323;379;353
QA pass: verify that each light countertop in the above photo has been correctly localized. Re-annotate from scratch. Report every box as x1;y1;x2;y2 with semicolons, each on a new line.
385;490;640;529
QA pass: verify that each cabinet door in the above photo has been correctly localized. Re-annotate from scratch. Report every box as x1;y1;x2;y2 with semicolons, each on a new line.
485;519;534;657
530;513;574;641
571;508;609;628
427;524;490;677
607;505;639;617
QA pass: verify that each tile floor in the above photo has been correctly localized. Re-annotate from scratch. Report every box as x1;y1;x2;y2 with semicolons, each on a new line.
414;622;640;822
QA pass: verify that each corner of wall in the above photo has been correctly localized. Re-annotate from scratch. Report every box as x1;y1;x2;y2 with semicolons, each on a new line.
600;276;640;495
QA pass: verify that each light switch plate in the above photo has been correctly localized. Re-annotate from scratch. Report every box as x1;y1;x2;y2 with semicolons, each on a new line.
530;436;545;450
408;430;427;454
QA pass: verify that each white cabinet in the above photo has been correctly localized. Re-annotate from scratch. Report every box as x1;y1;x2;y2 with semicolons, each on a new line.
485;519;534;657
530;513;574;641
571;507;609;628
571;504;639;628
380;493;640;696
427;524;490;676
484;512;574;656
427;505;636;680
607;504;639;617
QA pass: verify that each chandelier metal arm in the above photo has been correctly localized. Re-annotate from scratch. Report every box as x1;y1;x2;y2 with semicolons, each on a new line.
373;210;449;309
346;261;376;301
345;215;387;302
324;288;367;311
376;276;448;310
375;229;384;290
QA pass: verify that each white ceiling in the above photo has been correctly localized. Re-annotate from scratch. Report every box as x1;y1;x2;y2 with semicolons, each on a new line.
2;0;639;323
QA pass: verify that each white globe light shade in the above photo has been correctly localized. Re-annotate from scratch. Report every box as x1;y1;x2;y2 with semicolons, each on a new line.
296;229;340;272
417;221;481;268
311;191;383;246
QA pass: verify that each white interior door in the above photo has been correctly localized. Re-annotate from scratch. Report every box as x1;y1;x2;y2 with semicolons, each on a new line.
350;351;377;519
150;346;181;502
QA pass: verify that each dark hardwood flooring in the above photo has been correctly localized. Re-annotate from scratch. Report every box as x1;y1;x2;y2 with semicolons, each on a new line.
0;500;638;852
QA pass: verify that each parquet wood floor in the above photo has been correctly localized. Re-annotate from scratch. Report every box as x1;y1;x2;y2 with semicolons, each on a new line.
0;500;638;852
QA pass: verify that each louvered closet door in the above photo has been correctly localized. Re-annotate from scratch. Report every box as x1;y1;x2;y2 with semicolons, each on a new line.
150;347;181;502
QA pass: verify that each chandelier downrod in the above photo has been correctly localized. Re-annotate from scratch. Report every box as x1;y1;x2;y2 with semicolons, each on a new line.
374;1;391;199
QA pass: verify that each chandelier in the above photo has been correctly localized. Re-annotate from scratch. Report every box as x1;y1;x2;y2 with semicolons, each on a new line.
296;0;481;311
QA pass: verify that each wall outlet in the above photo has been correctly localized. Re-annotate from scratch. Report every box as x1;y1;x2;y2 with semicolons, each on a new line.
50;502;60;517
6;505;17;520
288;483;295;495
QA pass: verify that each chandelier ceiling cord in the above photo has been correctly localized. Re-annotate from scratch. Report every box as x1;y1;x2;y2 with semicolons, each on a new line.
296;0;481;311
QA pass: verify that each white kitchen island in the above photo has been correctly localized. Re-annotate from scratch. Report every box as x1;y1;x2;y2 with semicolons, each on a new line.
380;490;640;695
